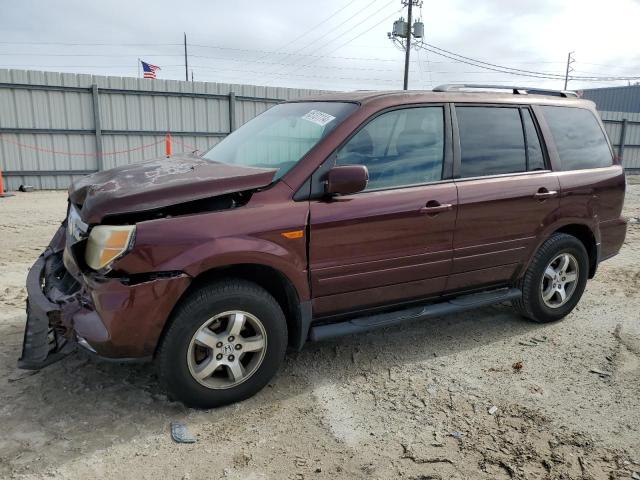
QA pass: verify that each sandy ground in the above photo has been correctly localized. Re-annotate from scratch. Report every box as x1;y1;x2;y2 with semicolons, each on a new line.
0;180;639;480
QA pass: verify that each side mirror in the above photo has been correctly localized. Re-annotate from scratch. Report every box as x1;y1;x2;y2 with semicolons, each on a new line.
325;165;369;196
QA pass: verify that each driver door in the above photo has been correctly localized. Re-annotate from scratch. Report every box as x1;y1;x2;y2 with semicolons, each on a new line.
308;106;458;316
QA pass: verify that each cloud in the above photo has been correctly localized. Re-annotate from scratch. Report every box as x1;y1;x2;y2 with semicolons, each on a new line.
0;0;637;91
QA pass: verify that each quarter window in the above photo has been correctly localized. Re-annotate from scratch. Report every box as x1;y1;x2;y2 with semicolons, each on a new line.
336;107;444;190
457;106;526;178
540;106;612;171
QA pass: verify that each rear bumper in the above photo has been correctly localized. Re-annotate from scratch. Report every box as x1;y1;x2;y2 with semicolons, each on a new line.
18;227;191;370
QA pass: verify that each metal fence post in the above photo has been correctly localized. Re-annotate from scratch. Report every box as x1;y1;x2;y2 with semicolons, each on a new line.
228;91;236;133
619;118;627;162
91;84;103;171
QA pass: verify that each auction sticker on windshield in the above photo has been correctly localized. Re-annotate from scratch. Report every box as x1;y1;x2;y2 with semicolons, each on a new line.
301;110;336;127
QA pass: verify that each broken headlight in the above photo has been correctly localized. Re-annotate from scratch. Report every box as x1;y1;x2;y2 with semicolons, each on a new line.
85;225;136;271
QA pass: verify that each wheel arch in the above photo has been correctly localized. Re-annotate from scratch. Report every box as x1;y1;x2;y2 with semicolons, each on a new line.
155;263;312;356
553;224;598;278
521;222;599;281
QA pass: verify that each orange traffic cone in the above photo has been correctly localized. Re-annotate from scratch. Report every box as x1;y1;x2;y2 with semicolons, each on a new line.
0;168;14;198
165;132;172;158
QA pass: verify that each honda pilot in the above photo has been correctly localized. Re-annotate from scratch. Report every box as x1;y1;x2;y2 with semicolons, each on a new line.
19;85;627;408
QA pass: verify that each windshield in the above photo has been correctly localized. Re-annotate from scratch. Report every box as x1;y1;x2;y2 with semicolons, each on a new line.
202;101;358;179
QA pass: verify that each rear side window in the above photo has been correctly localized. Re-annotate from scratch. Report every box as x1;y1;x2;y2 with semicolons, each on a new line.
456;107;526;178
540;106;612;171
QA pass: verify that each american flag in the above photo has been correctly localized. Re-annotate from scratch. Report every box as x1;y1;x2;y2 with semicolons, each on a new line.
141;60;160;79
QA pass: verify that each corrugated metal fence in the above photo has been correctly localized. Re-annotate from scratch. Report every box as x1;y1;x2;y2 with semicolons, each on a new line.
600;111;640;172
0;69;327;190
2;69;639;190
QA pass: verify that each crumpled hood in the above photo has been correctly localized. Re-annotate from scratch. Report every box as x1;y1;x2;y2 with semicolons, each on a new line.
69;155;277;224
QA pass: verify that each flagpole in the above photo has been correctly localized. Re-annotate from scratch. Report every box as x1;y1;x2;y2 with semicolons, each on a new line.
137;58;141;79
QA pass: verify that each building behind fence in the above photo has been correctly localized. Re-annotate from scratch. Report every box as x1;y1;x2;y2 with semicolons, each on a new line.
1;71;639;192
0;69;327;190
582;85;640;172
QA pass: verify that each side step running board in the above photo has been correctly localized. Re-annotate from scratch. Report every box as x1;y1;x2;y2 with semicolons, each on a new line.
309;288;521;342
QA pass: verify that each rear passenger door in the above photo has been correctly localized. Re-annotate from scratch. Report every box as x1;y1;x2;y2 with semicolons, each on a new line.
448;105;560;292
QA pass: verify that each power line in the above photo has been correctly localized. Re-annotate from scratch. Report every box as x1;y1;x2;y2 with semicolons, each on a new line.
421;42;567;78
194;55;411;72
186;43;406;63
0;41;181;46
189;64;399;83
264;5;402;85
3;37;638;86
416;43;564;80
256;0;395;83
0;64;183;68
416;42;640;82
0;56;421;74
0;50;412;67
0;53;185;57
299;1;398;57
254;0;362;65
422;42;640;81
282;0;390;57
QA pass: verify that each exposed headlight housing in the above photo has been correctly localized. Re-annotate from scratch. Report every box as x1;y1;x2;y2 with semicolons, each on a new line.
85;225;136;271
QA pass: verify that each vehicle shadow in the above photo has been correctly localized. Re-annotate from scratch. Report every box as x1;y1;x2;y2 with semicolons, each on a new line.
0;303;546;475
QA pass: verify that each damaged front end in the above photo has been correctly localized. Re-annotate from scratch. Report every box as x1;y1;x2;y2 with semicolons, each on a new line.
18;157;279;370
18;220;192;370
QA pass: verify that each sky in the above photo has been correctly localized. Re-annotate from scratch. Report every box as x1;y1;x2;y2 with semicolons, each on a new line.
1;0;639;92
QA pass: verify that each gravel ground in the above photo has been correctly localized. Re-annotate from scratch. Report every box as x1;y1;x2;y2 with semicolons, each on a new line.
0;179;639;480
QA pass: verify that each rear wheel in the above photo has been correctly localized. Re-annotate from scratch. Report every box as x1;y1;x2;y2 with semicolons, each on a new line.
513;233;589;323
156;279;287;408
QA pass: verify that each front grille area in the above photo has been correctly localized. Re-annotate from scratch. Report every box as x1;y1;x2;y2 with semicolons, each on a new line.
44;252;80;298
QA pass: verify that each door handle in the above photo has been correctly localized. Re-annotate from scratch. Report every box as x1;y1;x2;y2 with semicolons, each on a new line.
420;202;453;215
533;188;558;200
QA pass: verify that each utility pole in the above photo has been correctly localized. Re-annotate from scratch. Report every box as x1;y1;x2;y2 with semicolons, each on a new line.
389;2;423;90
403;1;413;90
564;51;574;90
184;33;189;81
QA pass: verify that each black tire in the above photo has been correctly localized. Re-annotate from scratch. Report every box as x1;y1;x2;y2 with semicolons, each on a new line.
156;279;287;409
512;233;589;323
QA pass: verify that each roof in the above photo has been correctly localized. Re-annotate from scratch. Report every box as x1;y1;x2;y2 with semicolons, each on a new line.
297;89;594;110
581;85;640;113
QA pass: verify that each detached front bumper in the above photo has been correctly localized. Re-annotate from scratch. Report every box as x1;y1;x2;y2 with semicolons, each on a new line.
18;226;192;370
18;252;76;369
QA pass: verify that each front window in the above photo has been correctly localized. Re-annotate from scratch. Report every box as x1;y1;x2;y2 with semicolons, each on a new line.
203;101;358;180
336;106;445;190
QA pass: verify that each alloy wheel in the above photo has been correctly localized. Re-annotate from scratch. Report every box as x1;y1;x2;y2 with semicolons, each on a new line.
540;253;579;308
187;311;267;389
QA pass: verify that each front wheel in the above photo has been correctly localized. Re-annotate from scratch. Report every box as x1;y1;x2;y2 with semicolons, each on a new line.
156;279;287;408
512;233;589;323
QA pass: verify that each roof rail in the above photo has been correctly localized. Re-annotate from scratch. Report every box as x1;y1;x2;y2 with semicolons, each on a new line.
432;84;578;98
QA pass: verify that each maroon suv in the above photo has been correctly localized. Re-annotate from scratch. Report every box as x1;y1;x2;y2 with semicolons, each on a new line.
19;85;627;408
